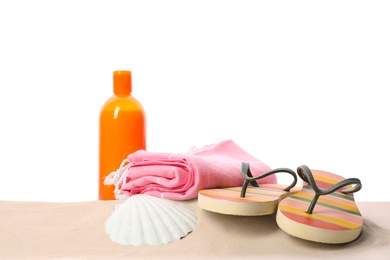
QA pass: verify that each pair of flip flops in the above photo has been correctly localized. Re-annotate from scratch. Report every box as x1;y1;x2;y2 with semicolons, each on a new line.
198;162;363;244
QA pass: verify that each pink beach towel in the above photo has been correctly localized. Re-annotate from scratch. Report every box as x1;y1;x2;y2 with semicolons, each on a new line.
104;139;276;200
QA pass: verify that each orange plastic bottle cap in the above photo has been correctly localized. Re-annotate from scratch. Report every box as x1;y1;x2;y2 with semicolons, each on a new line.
113;70;132;94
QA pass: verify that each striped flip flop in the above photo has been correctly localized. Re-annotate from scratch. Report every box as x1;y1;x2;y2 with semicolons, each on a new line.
276;165;363;244
198;162;300;216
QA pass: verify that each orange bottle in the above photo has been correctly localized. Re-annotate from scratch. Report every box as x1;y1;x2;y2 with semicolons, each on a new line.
99;70;146;200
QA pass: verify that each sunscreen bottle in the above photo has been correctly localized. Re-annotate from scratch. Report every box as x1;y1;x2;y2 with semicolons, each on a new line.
99;70;146;200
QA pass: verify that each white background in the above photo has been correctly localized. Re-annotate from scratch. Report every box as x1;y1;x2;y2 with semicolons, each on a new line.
0;1;389;202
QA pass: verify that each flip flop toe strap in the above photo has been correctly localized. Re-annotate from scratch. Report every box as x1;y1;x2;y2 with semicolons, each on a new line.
297;165;362;214
240;162;298;198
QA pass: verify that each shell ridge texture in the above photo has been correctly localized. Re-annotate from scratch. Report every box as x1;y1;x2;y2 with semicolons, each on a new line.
105;194;197;246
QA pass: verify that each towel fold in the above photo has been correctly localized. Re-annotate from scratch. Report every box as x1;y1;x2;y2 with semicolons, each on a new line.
104;139;276;200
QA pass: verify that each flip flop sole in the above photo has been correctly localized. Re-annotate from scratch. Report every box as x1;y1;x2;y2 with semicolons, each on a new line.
198;184;299;216
276;170;363;244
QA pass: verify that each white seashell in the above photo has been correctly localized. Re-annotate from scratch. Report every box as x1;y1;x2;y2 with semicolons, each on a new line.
105;194;197;246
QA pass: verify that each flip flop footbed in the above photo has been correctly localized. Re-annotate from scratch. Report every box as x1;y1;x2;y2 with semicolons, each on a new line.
276;170;363;244
198;184;300;216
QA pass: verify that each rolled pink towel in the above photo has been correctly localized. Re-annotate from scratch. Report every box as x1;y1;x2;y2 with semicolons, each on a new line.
104;139;276;200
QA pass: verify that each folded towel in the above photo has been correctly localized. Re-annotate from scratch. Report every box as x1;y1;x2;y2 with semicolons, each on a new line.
104;139;276;200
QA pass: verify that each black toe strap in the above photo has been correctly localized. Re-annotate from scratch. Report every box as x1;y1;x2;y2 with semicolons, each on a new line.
240;162;298;198
297;165;362;214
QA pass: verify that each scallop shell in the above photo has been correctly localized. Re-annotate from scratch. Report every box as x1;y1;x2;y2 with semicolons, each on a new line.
105;194;197;246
